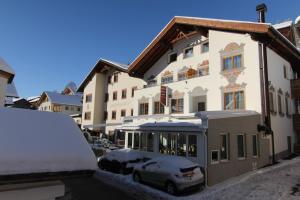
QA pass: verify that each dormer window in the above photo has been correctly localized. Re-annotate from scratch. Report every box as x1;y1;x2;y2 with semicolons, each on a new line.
183;47;194;59
168;52;177;63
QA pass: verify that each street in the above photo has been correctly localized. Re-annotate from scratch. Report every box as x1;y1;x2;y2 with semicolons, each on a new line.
62;177;136;200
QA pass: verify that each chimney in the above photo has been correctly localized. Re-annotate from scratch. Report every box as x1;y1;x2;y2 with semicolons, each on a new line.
256;3;267;23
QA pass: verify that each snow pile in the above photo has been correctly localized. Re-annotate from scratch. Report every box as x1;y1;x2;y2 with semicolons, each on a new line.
104;149;143;162
0;107;97;175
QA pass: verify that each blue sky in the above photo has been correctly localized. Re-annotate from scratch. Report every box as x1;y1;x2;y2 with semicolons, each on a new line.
0;0;299;97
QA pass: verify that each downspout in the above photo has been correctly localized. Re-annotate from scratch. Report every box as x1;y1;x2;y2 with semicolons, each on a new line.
256;4;276;164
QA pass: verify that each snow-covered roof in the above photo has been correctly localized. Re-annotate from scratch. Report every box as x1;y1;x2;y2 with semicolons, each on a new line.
27;96;40;103
195;110;259;119
5;82;19;98
0;57;15;83
295;16;300;24
273;21;293;30
0;108;97;176
44;91;82;106
77;58;129;92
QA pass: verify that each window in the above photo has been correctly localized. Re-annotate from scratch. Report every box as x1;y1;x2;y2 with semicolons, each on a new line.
140;133;153;152
104;111;107;120
224;91;245;110
178;72;186;81
77;107;81;112
283;65;287;79
113;91;117;100
105;93;109;102
188;135;197;157
211;150;219;164
220;134;229;160
278;94;283;115
252;134;258;157
65;106;69;110
159;133;176;155
114;74;118;82
197;102;206;111
85;94;92;103
132;87;137;97
171;98;184;113
161;75;173;84
285;96;290;116
154;101;164;114
147;78;157;87
112;111;116;120
127;133;132;148
202;42;209;53
168;52;177;63
223;55;242;70
177;134;186;156
133;133;140;149
139;103;149;115
183;47;193;59
107;76;112;84
237;134;245;159
122;89;127;99
269;91;275;113
53;105;62;112
70;107;74;111
121;109;126;117
131;109;134;116
84;112;91;120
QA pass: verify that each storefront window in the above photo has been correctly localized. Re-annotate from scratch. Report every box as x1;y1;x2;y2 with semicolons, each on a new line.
141;133;147;151
177;134;186;156
133;133;140;150
147;133;153;152
127;133;132;148
168;134;177;155
188;135;197;157
159;133;168;154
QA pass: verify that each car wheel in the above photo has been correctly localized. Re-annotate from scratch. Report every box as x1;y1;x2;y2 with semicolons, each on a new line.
133;172;142;183
165;181;177;195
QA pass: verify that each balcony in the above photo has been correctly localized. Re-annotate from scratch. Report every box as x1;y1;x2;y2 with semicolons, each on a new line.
291;79;300;99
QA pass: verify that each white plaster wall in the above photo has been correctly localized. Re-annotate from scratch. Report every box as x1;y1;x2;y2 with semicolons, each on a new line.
0;76;8;107
106;70;145;134
267;48;295;154
135;30;261;116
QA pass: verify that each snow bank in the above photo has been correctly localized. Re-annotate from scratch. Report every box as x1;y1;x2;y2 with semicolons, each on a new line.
0;108;97;176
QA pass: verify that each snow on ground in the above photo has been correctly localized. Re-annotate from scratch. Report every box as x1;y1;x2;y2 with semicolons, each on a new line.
95;157;300;200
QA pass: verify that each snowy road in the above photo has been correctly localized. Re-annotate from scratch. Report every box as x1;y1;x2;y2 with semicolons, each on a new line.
94;157;300;200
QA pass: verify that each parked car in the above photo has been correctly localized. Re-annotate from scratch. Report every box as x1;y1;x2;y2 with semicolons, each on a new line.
98;149;145;174
133;156;204;195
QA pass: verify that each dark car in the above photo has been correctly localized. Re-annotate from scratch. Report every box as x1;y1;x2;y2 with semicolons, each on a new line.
98;149;145;174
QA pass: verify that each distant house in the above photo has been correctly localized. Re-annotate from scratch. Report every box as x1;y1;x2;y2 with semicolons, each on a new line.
0;57;15;107
8;98;36;110
37;91;82;115
0;107;97;199
4;81;19;107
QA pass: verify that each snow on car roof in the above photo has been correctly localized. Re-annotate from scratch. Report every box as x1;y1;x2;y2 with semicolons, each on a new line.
104;149;143;162
151;156;197;169
0;107;97;176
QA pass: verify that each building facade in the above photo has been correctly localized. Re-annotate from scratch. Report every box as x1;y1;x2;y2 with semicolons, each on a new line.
122;16;300;164
78;59;145;141
0;58;15;107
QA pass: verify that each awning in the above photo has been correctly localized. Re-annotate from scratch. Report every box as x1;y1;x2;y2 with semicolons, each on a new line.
119;119;204;133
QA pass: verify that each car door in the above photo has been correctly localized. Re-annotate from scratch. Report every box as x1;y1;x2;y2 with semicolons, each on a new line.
140;162;158;184
151;161;169;187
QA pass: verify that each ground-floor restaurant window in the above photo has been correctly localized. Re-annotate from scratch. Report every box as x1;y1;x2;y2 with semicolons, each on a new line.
177;134;187;156
133;132;140;149
140;132;154;152
188;135;197;157
159;133;197;157
237;134;245;158
127;132;132;148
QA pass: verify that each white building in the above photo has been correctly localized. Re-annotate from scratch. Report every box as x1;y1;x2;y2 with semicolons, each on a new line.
122;15;300;164
78;59;145;142
0;57;15;107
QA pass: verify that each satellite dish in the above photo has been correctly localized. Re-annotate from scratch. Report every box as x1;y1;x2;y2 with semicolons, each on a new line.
295;16;300;24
